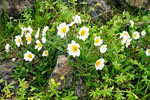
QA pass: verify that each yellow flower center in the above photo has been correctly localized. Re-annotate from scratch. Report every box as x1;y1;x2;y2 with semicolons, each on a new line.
44;51;48;55
124;33;128;36
17;38;21;43
72;45;78;52
148;50;150;54
37;42;42;47
96;60;101;66
27;54;32;59
80;29;86;36
133;34;137;38
61;26;67;33
95;38;100;43
27;35;31;42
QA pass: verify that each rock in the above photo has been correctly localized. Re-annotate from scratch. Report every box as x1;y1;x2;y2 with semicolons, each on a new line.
0;0;34;16
0;60;16;83
125;0;148;8
48;54;87;99
74;79;87;100
48;55;73;90
87;0;113;23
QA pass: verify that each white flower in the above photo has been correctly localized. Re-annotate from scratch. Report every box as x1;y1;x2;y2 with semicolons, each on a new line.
21;27;26;37
5;44;11;52
42;50;48;56
67;40;80;57
100;45;107;53
73;15;81;24
145;49;150;56
35;28;40;39
120;31;130;39
95;58;105;70
68;22;75;27
25;33;32;44
94;36;103;46
57;22;69;38
42;26;49;36
26;26;33;34
121;38;127;45
15;35;23;47
133;31;140;39
126;38;132;48
24;51;35;62
35;40;42;51
12;58;16;61
130;20;134;27
78;26;89;41
41;37;46;43
21;26;33;37
141;30;146;36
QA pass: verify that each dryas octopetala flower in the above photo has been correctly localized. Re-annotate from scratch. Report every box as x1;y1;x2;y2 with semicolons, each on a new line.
15;35;23;47
21;26;33;37
42;26;49;36
133;31;140;39
24;51;35;62
67;40;80;57
42;50;48;56
57;22;69;38
35;28;40;39
95;58;105;70
12;58;16;62
73;15;81;24
41;37;46;43
94;36;103;46
126;38;132;48
78;26;89;41
25;33;32;44
100;45;107;53
130;20;134;27
35;40;42;51
120;31;130;40
68;22;75;27
145;49;150;56
5;44;11;52
26;26;33;34
141;30;146;36
21;27;26;37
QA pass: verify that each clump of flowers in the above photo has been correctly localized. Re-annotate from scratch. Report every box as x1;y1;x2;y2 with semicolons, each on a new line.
5;26;50;62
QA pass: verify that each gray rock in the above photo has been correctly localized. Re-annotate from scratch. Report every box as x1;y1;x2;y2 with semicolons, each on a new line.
0;60;16;83
74;79;87;100
0;0;34;16
87;0;113;23
48;54;87;99
48;55;73;90
125;0;148;8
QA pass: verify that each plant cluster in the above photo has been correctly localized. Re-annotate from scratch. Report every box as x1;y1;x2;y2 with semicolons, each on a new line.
1;0;150;99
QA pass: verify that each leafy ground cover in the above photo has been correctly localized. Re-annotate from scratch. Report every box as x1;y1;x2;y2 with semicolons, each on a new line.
0;0;150;99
